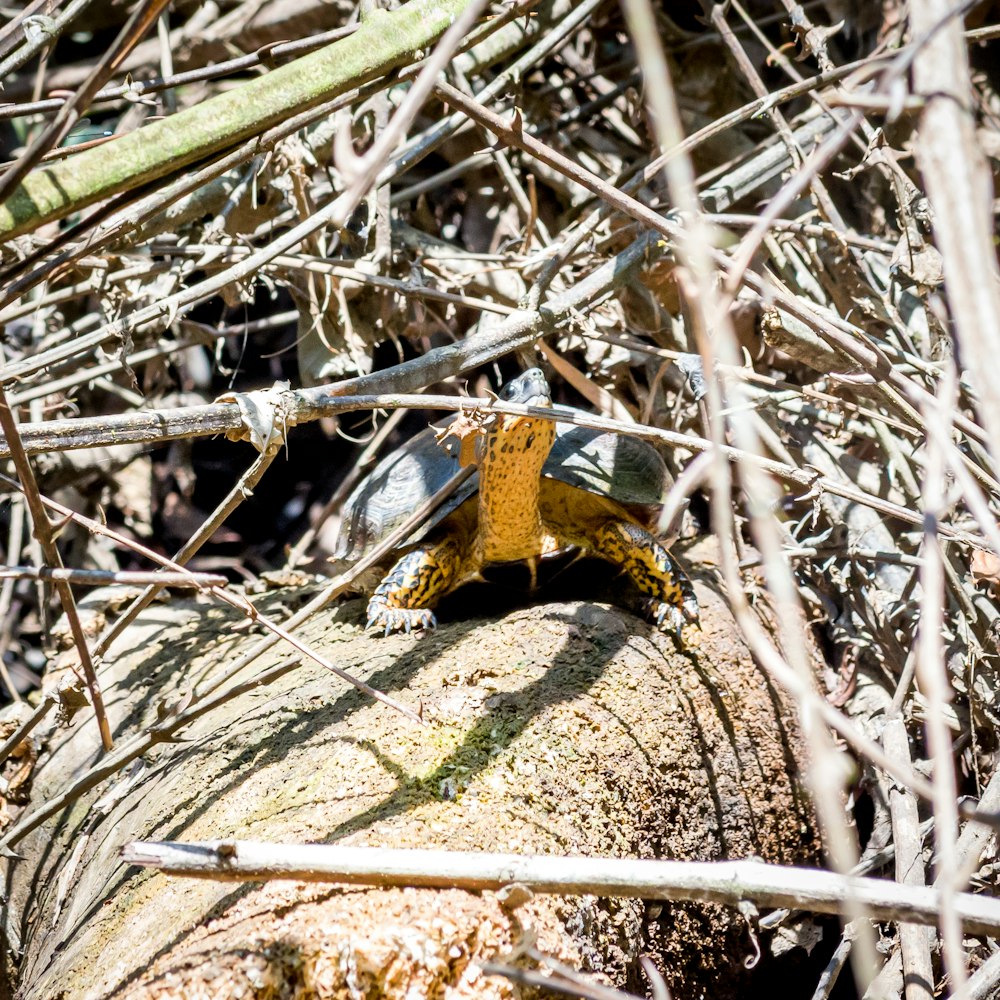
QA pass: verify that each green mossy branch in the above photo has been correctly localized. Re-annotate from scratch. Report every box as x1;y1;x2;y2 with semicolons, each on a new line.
0;0;473;240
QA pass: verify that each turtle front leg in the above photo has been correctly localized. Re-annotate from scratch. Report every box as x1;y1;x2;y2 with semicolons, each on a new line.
591;520;698;634
366;537;464;636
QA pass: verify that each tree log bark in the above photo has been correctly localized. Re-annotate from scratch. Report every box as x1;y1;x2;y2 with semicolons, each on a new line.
2;558;819;999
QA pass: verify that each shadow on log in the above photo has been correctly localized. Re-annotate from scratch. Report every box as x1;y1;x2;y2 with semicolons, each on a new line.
3;554;819;999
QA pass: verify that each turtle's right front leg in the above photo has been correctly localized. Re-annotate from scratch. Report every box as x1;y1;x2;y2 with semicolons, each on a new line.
366;536;464;635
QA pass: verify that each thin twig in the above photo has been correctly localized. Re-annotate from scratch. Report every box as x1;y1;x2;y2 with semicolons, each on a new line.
882;718;935;1000
0;567;227;587
918;367;968;998
0;385;112;751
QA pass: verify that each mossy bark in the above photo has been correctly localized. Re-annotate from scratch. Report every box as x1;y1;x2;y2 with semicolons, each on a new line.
3;554;818;999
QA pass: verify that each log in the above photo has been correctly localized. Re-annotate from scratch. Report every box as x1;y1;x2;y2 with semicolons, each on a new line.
2;558;818;999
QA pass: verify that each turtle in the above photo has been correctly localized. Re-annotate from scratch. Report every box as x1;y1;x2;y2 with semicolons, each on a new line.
335;368;698;636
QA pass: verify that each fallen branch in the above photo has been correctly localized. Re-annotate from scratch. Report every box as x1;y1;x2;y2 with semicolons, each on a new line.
122;842;1000;937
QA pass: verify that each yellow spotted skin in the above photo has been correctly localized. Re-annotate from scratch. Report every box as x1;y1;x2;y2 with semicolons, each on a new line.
591;519;696;632
364;369;698;636
366;532;466;635
538;478;697;632
477;412;557;564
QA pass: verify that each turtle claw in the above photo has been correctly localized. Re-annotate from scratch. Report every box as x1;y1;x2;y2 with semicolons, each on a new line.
366;596;437;636
681;594;700;625
643;596;698;636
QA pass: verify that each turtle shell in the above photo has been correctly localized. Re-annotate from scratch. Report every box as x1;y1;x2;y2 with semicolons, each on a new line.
334;418;668;561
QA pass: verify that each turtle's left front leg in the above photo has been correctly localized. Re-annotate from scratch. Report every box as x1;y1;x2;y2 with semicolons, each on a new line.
591;520;698;634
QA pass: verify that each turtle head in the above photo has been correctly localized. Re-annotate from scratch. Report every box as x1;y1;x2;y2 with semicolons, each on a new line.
485;366;555;461
497;368;552;409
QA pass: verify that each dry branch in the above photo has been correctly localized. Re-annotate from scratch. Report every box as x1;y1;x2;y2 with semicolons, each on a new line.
124;841;1000;937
